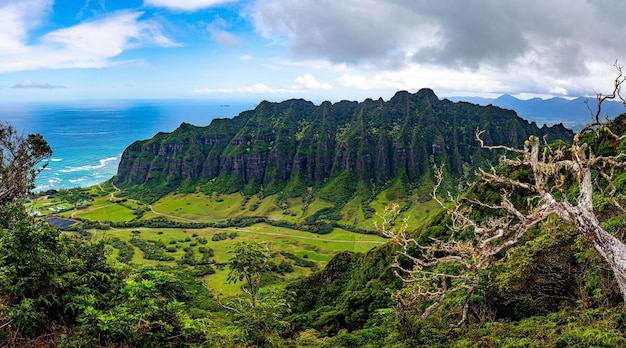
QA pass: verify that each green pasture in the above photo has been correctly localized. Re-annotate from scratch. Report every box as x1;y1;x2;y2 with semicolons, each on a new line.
249;195;280;215
150;193;215;220
368;189;441;229
53;184;441;234
150;192;259;221
73;204;136;222
93;223;386;296
301;198;334;218
38;184;431;298
337;188;441;232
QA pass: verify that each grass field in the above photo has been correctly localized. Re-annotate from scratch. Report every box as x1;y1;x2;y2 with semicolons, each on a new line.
73;204;136;222
38;183;439;297
56;184;440;231
150;192;266;221
94;223;386;296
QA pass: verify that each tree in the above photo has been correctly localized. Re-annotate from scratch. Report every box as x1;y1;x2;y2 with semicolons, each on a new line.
0;124;211;345
0;123;51;205
0;124;53;338
226;241;272;316
381;63;626;328
223;241;290;346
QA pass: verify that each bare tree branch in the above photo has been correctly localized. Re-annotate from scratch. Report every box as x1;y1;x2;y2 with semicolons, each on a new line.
383;62;626;329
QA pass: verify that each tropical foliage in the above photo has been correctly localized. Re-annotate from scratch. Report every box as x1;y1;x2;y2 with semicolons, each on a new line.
5;81;626;346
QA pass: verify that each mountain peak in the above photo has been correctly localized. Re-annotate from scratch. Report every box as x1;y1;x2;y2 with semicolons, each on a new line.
496;94;520;102
415;88;437;98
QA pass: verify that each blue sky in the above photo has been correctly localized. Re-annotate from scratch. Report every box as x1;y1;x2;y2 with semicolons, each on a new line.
2;0;626;103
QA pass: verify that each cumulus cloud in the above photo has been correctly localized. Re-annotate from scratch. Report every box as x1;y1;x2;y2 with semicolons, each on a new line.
12;80;65;89
249;0;432;68
338;74;374;90
0;0;52;52
249;0;626;80
293;74;332;89
0;8;178;73
144;0;236;11
42;11;178;56
336;63;598;98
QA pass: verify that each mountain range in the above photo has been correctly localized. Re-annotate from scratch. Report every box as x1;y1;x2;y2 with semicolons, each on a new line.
448;94;626;130
113;89;573;203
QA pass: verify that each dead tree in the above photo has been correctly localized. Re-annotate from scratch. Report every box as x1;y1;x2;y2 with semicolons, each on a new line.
380;63;626;328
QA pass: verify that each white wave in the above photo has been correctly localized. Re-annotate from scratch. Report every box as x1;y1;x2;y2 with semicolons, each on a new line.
50;158;63;162
69;178;86;183
59;157;118;173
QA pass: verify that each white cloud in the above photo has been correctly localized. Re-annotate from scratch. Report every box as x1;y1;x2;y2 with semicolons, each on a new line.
194;75;332;95
0;0;52;52
44;11;175;53
338;67;521;96
0;10;178;73
293;74;332;90
193;83;293;94
337;74;374;90
335;63;618;98
12;80;65;89
144;0;236;11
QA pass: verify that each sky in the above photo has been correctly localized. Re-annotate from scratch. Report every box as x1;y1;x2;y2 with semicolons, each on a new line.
1;0;626;103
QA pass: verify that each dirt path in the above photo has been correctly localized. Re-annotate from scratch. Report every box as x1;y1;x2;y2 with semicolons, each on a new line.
147;204;199;222
138;208;385;244
109;183;121;201
109;225;385;245
223;228;386;244
73;183;120;219
107;184;195;222
71;203;115;218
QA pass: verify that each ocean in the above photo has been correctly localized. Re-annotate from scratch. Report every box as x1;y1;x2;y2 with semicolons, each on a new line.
0;100;254;192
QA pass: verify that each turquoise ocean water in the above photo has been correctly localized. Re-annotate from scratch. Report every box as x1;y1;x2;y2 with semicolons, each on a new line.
0;100;253;192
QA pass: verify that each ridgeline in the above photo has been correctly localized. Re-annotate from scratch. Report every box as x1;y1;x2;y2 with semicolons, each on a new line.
114;89;572;202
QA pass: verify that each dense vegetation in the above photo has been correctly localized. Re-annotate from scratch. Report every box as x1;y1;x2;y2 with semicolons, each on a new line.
114;89;572;203
6;90;626;346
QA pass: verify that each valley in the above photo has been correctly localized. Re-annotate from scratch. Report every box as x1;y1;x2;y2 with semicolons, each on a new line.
34;179;430;296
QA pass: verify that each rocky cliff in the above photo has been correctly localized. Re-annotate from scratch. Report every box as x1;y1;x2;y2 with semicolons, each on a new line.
114;89;573;200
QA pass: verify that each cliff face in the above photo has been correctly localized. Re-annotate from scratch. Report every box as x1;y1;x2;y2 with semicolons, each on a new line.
114;89;573;198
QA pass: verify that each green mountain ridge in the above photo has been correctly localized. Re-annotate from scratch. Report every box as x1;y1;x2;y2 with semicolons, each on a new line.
114;89;573;202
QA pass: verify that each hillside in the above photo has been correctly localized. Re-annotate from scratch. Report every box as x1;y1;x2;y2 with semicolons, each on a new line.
114;89;572;202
